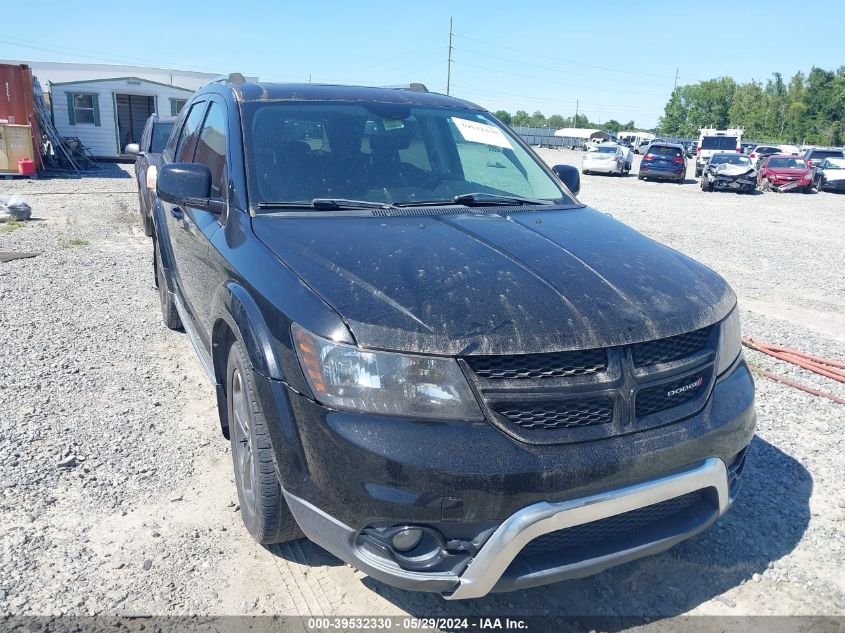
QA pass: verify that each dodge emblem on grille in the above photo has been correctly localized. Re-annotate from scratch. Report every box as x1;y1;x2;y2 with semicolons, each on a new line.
667;376;703;398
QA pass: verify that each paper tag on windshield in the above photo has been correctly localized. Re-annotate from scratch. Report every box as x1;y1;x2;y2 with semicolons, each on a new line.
451;117;512;149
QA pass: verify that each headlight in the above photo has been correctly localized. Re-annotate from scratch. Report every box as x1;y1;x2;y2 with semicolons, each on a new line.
291;324;484;420
716;307;742;375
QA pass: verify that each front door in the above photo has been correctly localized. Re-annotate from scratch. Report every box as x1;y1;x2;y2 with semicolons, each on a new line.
115;94;155;153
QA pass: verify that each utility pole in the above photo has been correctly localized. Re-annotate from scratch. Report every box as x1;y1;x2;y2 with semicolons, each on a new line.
673;68;679;91
446;17;454;95
573;99;579;127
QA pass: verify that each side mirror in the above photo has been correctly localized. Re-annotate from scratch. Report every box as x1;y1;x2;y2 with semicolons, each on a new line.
552;164;581;196
157;163;223;213
124;143;141;155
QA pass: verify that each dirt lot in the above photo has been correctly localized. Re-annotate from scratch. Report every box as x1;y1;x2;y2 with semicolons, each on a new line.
0;158;843;624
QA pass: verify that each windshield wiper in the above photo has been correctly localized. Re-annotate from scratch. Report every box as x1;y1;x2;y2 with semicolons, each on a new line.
393;193;554;208
453;193;553;206
258;199;397;211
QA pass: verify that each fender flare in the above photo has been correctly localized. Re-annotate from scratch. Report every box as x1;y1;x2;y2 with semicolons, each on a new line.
212;281;283;381
151;200;178;293
209;282;286;438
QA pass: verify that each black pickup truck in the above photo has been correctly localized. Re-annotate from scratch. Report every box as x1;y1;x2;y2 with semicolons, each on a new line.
151;78;755;599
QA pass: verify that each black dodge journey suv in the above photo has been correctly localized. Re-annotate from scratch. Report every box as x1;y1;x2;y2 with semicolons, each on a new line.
149;76;755;599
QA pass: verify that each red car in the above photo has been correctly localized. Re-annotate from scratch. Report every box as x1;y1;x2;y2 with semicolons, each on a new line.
757;154;814;192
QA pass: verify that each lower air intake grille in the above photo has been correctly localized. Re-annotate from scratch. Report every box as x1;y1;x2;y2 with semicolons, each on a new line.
493;399;613;430
631;327;711;367
465;349;607;380
520;490;703;556
636;373;706;417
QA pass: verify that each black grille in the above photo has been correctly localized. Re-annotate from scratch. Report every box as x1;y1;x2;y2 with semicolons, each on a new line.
465;349;607;380
493;399;613;430
630;327;711;367
520;490;703;557
636;373;706;416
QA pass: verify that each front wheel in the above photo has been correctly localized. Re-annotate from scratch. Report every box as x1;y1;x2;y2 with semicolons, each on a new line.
227;341;302;545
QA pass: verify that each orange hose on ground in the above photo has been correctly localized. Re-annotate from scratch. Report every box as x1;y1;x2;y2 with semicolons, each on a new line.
743;338;845;383
748;364;845;405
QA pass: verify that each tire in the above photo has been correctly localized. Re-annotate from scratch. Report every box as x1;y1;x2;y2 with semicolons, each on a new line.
759;178;771;192
582;170;589;175
637;173;645;181
154;239;182;330
227;340;302;545
700;179;711;192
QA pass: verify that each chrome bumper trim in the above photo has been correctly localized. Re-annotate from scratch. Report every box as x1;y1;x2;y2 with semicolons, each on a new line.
446;457;729;600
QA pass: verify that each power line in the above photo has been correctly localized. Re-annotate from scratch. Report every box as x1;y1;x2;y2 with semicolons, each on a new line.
0;35;220;75
453;32;673;81
454;58;671;98
454;43;673;89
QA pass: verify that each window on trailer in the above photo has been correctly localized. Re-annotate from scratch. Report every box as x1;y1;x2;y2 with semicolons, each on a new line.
69;93;99;126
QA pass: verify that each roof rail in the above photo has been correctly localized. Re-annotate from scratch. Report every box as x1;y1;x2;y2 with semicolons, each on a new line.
202;72;247;88
381;83;429;93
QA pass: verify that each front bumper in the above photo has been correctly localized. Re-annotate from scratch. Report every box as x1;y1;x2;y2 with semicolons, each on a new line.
257;361;755;597
821;178;845;190
284;456;736;598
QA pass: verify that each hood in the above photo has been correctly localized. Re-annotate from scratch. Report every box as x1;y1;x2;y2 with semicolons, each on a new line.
821;168;845;181
252;208;735;356
767;167;810;177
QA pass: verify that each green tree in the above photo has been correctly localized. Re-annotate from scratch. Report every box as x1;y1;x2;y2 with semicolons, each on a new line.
529;111;547;127
603;119;622;134
493;110;512;125
511;110;530;127
658;88;686;136
547;114;566;129
729;81;767;139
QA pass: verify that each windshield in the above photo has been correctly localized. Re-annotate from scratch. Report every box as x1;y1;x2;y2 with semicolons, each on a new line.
824;158;845;169
768;157;807;169
242;102;571;208
811;150;845;160
150;122;174;153
700;136;738;151
592;146;618;154
648;145;683;157
710;154;751;166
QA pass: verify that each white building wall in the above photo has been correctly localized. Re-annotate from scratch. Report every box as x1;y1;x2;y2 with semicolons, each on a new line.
50;78;194;157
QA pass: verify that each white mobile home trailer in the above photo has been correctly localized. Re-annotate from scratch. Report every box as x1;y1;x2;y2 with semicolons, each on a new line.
49;77;195;158
617;131;655;147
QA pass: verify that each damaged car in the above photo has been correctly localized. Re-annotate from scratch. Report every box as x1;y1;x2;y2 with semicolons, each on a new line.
151;78;755;599
757;154;814;193
812;157;845;192
700;153;757;194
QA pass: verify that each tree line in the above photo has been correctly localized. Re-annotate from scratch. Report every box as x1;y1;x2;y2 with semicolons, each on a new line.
493;110;637;135
658;67;845;145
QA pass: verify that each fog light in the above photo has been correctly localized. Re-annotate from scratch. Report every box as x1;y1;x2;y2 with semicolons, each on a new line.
391;528;423;552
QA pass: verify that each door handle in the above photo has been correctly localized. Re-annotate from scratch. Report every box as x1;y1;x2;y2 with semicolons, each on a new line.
170;207;184;219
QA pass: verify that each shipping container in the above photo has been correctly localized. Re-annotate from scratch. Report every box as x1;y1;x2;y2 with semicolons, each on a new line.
0;64;42;169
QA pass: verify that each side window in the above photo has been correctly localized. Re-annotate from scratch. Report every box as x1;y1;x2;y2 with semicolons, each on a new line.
175;102;207;162
194;102;228;199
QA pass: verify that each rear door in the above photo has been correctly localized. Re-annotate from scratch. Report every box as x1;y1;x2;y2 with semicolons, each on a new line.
164;100;210;330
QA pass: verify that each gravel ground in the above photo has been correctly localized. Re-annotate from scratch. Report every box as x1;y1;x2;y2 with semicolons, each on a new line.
0;159;843;624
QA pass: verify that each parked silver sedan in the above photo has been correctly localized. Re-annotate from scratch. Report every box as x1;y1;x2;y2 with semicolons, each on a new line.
581;143;632;176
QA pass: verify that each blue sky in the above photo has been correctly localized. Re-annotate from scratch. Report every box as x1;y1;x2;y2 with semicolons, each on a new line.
2;1;843;128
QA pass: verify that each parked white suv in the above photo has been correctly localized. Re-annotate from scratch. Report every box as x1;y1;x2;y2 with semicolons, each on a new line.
695;128;743;176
